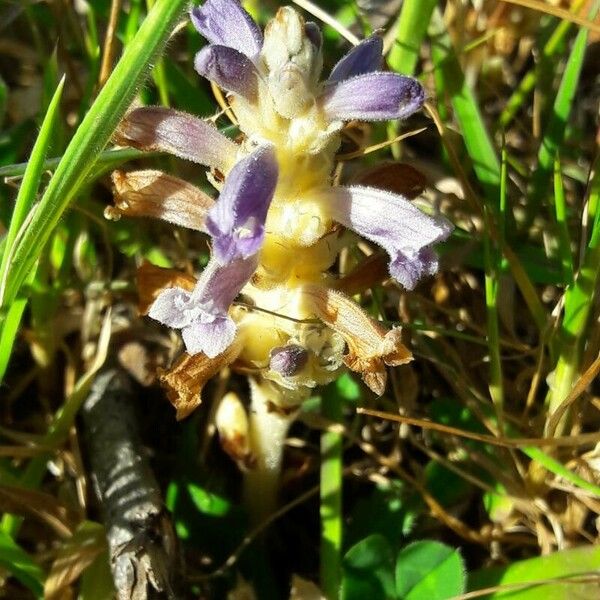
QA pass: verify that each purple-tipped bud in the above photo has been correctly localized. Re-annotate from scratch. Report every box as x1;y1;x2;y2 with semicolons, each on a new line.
190;0;263;59
327;35;383;84
322;73;425;122
194;45;258;101
269;345;309;376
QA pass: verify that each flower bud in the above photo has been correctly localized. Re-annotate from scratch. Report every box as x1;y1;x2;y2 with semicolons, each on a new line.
215;392;255;470
269;344;309;377
261;7;323;118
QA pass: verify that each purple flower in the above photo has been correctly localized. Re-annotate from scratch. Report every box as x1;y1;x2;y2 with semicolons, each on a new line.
190;0;263;58
115;106;237;172
147;144;278;357
206;145;278;264
322;186;453;289
321;73;425;122
189;0;425;123
148;255;257;358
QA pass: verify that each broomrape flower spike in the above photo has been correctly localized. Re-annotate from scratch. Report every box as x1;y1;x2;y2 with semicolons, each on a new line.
112;0;453;520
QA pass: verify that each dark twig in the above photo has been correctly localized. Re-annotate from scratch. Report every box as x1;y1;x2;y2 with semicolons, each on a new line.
81;368;182;600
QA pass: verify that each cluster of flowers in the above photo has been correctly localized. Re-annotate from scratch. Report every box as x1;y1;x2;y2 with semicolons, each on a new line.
111;0;452;498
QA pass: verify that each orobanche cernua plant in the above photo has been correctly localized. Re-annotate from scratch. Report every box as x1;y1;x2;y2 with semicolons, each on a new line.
110;0;453;516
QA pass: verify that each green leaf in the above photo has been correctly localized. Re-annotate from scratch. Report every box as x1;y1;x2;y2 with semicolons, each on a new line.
345;480;415;549
0;77;64;384
335;372;361;402
342;534;396;600
187;482;230;517
468;544;600;599
0;530;44;598
0;0;188;313
395;541;465;600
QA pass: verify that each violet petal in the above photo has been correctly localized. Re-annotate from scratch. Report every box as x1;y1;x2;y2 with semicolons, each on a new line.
205;145;278;264
322;72;424;122
190;0;263;59
115;107;237;172
194;45;258;101
324;186;453;289
147;287;196;329
327;35;383;84
148;255;258;357
182;317;237;358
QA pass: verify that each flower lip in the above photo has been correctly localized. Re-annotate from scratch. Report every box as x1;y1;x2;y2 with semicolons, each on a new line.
322;185;453;290
190;0;263;59
205;145;279;264
321;72;425;122
148;255;258;358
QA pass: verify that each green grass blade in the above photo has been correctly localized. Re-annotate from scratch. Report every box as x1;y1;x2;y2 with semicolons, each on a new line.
0;0;188;312
553;155;574;285
522;446;600;498
546;156;600;424
0;530;44;598
527;1;599;215
321;386;344;600
387;0;437;76
0;77;64;299
0;148;160;180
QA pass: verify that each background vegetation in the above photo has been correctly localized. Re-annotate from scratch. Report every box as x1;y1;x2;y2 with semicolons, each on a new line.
0;0;599;598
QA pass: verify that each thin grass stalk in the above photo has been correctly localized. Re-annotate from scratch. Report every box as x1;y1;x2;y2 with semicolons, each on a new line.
497;0;587;129
527;0;599;217
320;388;343;600
553;154;575;285
546;158;600;432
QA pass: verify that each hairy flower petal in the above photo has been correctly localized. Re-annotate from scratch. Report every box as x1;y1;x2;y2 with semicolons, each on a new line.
112;170;214;231
195;45;258;101
115;106;237;172
206;145;278;264
136;262;196;315
148;255;258;358
190;0;263;59
160;341;242;420
322;72;424;122
304;285;412;394
327;35;383;84
323;186;453;289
